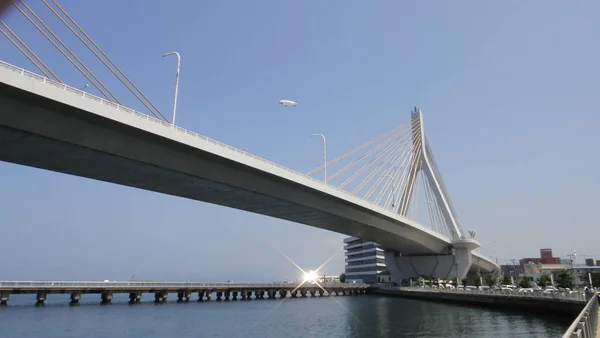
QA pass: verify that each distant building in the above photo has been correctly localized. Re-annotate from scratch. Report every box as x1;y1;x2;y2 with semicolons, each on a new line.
585;258;594;266
343;237;387;284
519;248;560;268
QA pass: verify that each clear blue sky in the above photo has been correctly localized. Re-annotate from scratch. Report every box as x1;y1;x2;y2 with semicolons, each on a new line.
1;1;599;281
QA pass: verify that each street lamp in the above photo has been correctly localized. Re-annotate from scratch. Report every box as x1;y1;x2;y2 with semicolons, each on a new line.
162;51;181;127
310;134;327;183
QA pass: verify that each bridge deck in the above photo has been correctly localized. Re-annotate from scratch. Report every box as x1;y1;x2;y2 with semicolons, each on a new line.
0;281;368;293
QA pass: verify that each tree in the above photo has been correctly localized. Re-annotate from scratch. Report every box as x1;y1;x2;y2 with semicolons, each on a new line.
519;278;531;288
537;274;551;288
461;277;468;288
339;273;346;283
485;275;495;288
555;271;574;289
502;275;512;285
474;276;482;288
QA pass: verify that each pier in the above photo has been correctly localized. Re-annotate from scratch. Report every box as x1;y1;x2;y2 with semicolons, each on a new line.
0;280;370;305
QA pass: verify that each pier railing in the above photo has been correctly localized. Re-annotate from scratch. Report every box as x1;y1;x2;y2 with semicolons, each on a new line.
562;293;598;338
0;280;367;289
391;286;589;302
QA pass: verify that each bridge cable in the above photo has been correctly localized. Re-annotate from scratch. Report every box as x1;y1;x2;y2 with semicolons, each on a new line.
339;131;409;189
384;134;414;211
0;21;60;81
326;125;412;182
305;121;411;176
396;121;422;214
356;136;407;201
426;176;451;238
422;172;442;235
382;134;417;208
351;133;413;196
48;0;169;122
363;132;414;202
371;120;420;204
12;2;113;100
333;124;412;186
18;0;118;102
396;127;422;215
424;137;463;236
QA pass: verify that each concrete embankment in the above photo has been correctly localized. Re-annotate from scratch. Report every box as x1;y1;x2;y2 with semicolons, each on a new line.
376;288;587;317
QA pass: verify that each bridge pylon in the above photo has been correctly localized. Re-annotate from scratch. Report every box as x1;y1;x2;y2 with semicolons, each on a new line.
384;106;480;283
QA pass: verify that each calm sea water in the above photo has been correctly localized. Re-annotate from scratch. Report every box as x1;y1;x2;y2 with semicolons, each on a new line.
0;293;570;338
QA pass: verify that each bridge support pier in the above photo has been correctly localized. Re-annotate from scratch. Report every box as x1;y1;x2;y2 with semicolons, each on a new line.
279;290;286;298
232;291;239;300
216;291;223;301
154;291;168;303
129;293;142;303
309;289;316;297
101;292;112;304
1;292;9;305
70;293;81;304
177;291;191;302
224;291;231;301
36;291;46;305
384;240;479;284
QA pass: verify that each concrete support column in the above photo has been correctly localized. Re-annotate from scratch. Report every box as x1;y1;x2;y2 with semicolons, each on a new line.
36;291;47;305
154;291;168;303
101;292;113;304
258;290;265;299
177;291;191;302
291;290;297;298
321;289;328;297
1;292;9;305
279;290;286;299
246;291;252;299
240;290;246;300
232;291;239;300
197;291;205;301
206;291;212;301
224;291;231;301
70;293;81;304
129;292;142;303
216;291;223;301
300;289;307;298
268;290;276;299
309;289;316;297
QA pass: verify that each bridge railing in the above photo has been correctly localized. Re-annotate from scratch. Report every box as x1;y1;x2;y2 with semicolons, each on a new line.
0;280;367;289
562;293;598;338
0;59;452;243
394;286;589;302
0;60;349;195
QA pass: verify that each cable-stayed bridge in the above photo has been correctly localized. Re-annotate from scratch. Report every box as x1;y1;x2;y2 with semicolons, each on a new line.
0;1;499;283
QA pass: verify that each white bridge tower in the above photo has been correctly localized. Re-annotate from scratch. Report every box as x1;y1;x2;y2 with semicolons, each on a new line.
383;107;480;283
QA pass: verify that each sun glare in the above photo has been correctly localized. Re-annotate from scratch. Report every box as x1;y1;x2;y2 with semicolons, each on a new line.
303;270;318;283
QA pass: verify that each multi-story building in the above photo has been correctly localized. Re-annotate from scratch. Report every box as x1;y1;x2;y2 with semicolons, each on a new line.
343;237;389;284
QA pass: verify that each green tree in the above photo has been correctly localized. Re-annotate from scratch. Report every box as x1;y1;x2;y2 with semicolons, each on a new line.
339;273;346;283
474;276;482;288
461;278;468;287
519;278;531;288
502;275;512;285
537;274;551;288
485;275;495;287
555;271;574;289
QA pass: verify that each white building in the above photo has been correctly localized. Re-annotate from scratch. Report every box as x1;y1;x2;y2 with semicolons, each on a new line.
344;236;391;284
